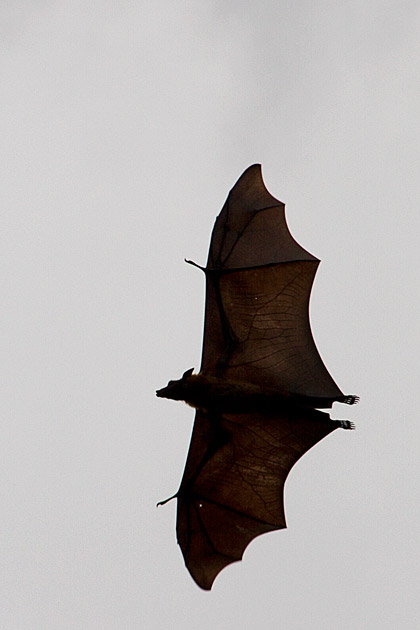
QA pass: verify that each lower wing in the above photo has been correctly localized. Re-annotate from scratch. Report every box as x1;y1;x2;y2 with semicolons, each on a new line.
176;407;337;590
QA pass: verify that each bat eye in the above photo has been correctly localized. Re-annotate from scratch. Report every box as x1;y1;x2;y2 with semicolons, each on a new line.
199;503;203;508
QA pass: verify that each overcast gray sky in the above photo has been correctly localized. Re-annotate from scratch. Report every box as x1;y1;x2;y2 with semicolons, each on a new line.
1;1;420;628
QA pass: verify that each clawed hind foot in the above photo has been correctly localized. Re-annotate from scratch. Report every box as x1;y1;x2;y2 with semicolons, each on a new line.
337;420;356;430
341;395;360;405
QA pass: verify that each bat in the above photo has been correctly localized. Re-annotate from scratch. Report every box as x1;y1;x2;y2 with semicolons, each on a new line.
156;165;358;590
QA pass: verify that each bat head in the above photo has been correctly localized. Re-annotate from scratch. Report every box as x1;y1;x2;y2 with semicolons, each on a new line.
156;368;194;401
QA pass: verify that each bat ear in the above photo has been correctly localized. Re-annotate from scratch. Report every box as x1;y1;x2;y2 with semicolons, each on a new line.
182;368;194;379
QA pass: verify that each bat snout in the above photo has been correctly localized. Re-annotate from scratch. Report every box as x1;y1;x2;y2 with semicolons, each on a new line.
156;385;174;399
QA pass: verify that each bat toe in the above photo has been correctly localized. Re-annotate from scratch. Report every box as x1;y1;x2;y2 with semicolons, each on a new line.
343;395;360;405
337;420;356;430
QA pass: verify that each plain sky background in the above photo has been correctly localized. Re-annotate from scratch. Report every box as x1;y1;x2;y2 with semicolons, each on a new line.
1;1;419;628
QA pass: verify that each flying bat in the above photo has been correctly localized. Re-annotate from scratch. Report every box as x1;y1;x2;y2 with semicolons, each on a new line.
156;165;358;590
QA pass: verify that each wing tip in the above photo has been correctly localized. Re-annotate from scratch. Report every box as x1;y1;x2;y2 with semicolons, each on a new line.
185;522;287;591
187;554;243;591
230;164;284;208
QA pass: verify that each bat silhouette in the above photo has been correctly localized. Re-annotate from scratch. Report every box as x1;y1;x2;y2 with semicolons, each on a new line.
156;165;358;590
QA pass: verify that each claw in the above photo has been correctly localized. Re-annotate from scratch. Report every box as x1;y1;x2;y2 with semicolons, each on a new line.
338;420;356;430
156;492;178;507
343;395;360;405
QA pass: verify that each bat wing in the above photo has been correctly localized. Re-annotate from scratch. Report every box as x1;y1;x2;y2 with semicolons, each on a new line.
201;164;342;398
176;165;343;589
177;408;337;590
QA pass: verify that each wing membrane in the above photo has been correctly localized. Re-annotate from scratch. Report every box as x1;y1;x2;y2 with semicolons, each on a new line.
201;261;342;398
177;408;337;590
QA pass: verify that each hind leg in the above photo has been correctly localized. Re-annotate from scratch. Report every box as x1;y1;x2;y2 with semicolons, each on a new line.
289;393;359;409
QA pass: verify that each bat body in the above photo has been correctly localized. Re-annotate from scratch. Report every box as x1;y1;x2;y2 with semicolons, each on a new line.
157;165;358;590
157;370;357;416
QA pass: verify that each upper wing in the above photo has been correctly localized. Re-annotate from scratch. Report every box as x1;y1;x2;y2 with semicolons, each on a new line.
177;407;337;590
200;164;342;399
207;164;317;269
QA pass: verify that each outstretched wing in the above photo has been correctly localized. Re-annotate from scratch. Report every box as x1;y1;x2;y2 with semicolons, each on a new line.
177;408;337;590
175;165;343;589
201;164;342;399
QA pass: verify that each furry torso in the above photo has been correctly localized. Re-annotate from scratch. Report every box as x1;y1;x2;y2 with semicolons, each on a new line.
176;374;292;414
